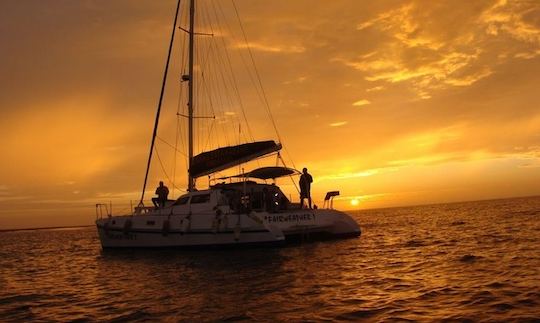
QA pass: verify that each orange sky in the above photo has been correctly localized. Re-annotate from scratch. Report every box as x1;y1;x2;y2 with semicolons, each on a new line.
1;0;540;229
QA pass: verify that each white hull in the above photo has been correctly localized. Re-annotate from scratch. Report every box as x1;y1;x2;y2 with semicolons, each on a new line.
262;209;361;239
96;208;359;248
96;188;360;248
96;213;284;248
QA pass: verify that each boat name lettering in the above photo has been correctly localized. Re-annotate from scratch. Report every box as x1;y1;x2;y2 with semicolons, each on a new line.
264;213;314;223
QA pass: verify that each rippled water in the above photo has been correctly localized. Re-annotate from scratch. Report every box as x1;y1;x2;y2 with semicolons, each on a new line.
1;196;540;321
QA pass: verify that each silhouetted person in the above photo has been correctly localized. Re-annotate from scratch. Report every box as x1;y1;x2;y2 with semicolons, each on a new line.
299;167;313;209
152;181;169;208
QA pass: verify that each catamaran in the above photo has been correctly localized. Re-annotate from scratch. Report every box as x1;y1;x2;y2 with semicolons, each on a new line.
96;0;360;248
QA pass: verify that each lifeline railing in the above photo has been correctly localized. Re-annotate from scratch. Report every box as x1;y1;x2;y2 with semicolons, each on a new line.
95;203;112;220
323;191;340;209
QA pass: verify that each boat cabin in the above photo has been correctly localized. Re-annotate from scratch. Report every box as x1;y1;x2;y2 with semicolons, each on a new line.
212;181;290;213
166;181;290;215
135;166;298;215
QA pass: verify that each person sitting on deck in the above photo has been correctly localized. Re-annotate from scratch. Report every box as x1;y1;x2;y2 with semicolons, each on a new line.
299;167;313;209
152;181;169;208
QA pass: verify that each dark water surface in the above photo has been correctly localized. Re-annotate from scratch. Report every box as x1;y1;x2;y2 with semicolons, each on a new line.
1;197;540;321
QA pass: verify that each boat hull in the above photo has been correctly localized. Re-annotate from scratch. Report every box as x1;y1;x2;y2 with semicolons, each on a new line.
261;209;361;241
96;214;284;248
95;202;360;248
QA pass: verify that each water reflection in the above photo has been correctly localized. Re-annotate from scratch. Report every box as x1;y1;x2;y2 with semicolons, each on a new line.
1;197;540;321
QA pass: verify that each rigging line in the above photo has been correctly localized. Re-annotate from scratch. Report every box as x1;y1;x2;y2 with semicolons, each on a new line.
208;40;233;146
156;135;188;156
155;146;186;193
177;118;188;172
230;1;295;171
278;153;300;194
208;56;231;147
205;6;234;148
230;0;282;143
139;0;182;205
177;30;188;165
211;0;254;142
201;1;219;118
197;2;214;155
203;118;216;152
198;2;217;125
200;71;216;122
276;99;297;171
215;1;265;129
194;40;200;155
196;1;215;84
172;116;179;198
173;32;188;199
199;2;227;148
203;26;231;148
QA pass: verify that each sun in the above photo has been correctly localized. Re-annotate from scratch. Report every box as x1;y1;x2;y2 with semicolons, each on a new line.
350;198;360;206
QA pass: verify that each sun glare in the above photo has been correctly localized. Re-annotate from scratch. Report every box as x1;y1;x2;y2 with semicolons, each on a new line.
350;198;360;206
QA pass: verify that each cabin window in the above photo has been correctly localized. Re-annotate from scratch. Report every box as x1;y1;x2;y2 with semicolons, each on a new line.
174;196;190;205
146;221;155;225
191;194;210;204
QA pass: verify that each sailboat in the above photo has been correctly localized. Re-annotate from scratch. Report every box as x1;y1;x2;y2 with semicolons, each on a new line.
95;0;361;248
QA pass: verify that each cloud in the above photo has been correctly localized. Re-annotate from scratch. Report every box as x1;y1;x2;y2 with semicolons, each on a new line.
329;121;347;127
335;49;489;99
480;0;540;44
357;4;444;50
514;50;540;59
335;0;540;100
318;167;399;182
352;99;371;107
234;42;305;53
366;86;384;92
444;67;493;86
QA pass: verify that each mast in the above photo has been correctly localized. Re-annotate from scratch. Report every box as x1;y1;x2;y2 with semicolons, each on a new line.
187;0;195;191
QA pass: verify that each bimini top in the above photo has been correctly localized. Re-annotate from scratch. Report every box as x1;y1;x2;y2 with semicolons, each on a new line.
243;166;299;179
189;140;282;178
218;166;299;180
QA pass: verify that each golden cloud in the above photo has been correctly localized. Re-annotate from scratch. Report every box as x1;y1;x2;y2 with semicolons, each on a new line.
353;99;371;107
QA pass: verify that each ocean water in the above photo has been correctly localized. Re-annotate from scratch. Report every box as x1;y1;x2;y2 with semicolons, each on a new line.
1;196;539;322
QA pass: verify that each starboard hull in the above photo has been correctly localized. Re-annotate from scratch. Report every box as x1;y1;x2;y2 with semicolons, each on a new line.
262;208;361;240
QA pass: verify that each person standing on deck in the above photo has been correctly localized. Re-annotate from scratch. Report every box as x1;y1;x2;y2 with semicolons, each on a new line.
299;168;313;209
152;181;169;208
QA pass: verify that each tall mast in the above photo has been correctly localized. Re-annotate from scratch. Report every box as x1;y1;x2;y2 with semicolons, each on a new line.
187;0;195;191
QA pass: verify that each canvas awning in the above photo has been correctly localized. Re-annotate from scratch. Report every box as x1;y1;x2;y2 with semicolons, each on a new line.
244;166;299;179
217;166;299;180
189;140;282;178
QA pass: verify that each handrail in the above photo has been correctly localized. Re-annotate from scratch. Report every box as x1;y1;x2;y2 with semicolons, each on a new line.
95;203;111;219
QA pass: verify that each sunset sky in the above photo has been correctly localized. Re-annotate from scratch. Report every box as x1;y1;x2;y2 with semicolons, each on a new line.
1;0;540;229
